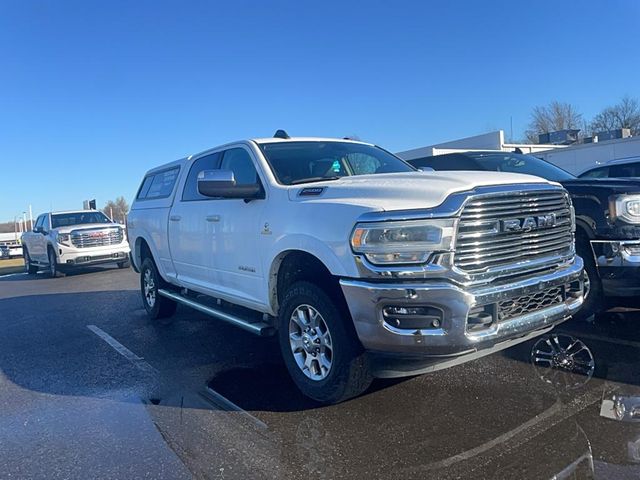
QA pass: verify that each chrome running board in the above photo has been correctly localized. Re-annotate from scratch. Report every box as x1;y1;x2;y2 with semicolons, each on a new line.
157;289;275;336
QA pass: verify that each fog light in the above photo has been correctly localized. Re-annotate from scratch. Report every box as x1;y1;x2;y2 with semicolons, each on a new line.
382;306;443;330
467;304;495;333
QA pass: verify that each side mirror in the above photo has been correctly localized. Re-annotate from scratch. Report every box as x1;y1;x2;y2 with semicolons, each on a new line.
33;226;44;234
197;170;263;199
418;166;435;172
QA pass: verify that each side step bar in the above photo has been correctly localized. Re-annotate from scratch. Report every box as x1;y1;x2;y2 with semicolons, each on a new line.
157;289;275;336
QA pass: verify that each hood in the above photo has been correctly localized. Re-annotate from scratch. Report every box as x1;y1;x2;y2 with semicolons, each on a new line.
288;171;555;211
561;177;640;194
53;223;122;234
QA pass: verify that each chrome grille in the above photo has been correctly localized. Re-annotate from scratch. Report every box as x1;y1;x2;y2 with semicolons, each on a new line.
71;228;123;248
498;286;564;322
455;190;573;273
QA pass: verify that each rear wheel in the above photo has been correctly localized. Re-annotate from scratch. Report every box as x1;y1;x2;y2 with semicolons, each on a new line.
24;248;38;275
278;281;372;404
140;257;176;322
574;238;603;321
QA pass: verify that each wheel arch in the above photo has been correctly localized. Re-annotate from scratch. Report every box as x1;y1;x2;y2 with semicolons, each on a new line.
268;249;346;316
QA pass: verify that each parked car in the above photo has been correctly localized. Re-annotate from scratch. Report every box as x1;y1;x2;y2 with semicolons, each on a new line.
407;151;640;319
127;133;584;403
21;210;130;277
579;156;640;179
8;245;23;258
0;245;9;259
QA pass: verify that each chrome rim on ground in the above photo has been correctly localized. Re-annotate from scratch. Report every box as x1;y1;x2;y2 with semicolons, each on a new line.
583;270;591;301
531;334;595;390
289;304;333;381
143;269;156;308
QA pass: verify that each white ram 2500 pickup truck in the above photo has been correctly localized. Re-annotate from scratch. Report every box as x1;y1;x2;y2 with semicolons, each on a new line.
128;133;585;403
21;210;130;277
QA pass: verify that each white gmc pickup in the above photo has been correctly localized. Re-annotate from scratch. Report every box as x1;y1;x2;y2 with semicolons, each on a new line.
128;133;585;403
21;210;130;277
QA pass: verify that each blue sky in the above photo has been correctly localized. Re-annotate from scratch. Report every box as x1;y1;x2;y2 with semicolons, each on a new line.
1;0;639;221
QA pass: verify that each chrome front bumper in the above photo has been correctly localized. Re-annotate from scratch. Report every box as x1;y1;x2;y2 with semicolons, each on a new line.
592;240;640;267
340;257;584;376
591;240;640;296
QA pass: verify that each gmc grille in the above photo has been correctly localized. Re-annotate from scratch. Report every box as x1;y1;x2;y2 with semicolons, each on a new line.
454;190;573;274
71;228;124;248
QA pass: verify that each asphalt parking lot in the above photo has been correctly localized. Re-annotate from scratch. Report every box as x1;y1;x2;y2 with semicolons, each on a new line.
1;267;640;479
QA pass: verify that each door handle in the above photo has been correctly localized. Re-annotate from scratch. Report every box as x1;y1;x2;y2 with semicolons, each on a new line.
169;215;182;222
206;215;220;223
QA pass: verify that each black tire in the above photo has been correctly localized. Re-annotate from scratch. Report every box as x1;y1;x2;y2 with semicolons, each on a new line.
47;247;61;278
117;259;131;269
140;257;176;322
278;281;373;404
574;238;603;321
24;248;38;275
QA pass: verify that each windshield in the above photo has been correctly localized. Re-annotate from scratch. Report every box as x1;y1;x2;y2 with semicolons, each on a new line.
258;141;415;185
51;211;112;228
464;153;576;182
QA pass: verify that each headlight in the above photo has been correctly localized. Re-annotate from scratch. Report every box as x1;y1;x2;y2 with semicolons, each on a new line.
350;219;455;265
612;195;640;223
56;233;71;246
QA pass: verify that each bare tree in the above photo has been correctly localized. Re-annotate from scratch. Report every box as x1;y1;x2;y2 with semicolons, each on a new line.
524;101;583;143
589;95;640;136
102;196;130;224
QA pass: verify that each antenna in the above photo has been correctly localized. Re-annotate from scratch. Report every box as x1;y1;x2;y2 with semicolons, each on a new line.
274;129;290;139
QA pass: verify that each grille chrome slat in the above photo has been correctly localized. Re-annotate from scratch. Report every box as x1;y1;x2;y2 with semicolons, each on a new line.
460;206;570;221
464;193;566;207
456;226;573;253
462;199;568;215
455;239;573;267
71;228;123;248
454;190;573;274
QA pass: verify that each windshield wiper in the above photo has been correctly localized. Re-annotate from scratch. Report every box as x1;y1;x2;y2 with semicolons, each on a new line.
289;176;342;185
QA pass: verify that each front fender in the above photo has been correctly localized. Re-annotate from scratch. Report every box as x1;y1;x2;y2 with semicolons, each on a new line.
266;233;355;278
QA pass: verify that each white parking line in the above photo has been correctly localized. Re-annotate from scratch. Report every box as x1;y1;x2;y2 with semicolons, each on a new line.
0;272;28;278
562;330;640;350
87;325;267;427
87;324;158;374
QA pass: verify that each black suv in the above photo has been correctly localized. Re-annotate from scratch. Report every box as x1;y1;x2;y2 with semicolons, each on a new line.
408;151;640;319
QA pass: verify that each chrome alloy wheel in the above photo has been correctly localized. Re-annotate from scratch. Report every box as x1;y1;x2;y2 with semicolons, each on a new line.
583;269;591;301
143;269;156;308
289;304;333;381
531;334;595;390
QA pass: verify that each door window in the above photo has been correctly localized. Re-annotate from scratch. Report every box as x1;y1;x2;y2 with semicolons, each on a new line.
580;166;610;178
182;153;222;201
34;215;45;231
220;148;259;185
138;167;180;200
610;162;640;178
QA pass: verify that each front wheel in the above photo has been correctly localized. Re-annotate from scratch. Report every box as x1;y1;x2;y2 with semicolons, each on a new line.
140;257;176;322
47;247;60;278
278;281;372;404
